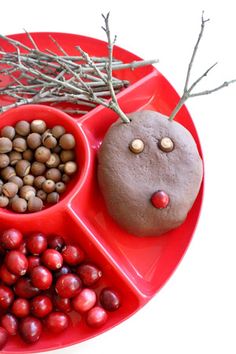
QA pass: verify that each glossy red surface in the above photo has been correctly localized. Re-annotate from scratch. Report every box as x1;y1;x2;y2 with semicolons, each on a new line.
0;32;204;352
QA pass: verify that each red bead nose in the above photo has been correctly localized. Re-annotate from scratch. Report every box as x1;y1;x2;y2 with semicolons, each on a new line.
151;190;169;209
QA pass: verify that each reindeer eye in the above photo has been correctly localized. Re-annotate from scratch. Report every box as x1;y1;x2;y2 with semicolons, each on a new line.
158;137;174;153
129;139;144;154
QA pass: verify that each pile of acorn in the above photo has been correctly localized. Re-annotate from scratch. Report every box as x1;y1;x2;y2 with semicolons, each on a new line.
0;228;121;349
0;119;77;213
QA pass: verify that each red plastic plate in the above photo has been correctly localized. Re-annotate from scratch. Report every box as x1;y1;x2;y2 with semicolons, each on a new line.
0;32;204;353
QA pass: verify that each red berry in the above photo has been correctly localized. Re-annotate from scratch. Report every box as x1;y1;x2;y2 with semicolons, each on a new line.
0;327;8;350
76;263;102;286
45;312;69;333
11;298;30;318
41;249;63;270
55;274;82;298
19;316;42;344
26;232;47;255
1;313;18;336
151;190;169;209
0;285;14;310
31;295;53;318
72;288;96;313
86;306;108;328
53;295;71;313
61;244;85;266
0;264;18;286
99;288;121;311
14;277;40;299
27;256;41;272
5;250;28;276
54;265;71;280
48;234;65;251
0;228;23;250
30;266;53;290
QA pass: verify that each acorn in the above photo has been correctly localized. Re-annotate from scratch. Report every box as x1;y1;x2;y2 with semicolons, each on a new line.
46;153;60;168
45;168;61;182
1;126;15;140
34;176;46;189
9;151;22;166
36;189;47;201
0;137;12;153
15;160;31;177
2;182;18;198
31;162;46;176
27;133;41;150
59;133;76;150
35;146;51;163
15;120;30;136
1;166;16;180
12;137;27;152
0;196;9;208
23;174;34;186
0;154;10;168
47;192;59;204
11;197;27;213
42;179;56;193
30;120;47;134
27;196;43;212
64;161;77;175
158;137;174;153
52;125;66;139
55;182;66;194
9;176;24;189
129;139;144;154
19;185;36;200
22;149;34;161
42;131;57;149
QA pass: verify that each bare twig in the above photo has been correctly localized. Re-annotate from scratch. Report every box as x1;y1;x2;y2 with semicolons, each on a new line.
0;27;157;114
169;11;236;121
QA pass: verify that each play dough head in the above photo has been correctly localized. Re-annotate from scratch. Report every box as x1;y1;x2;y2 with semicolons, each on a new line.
97;110;203;236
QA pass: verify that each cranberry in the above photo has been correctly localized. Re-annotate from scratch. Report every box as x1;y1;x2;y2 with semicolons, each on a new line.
27;256;41;272
99;288;121;311
30;266;53;290
151;190;169;209
62;244;85;266
5;250;28;276
53;295;71;313
0;264;18;286
14;277;40;299
72;288;96;313
0;327;8;350
1;313;18;336
11;298;30;318
31;295;53;318
41;249;63;270
45;312;69;333
55;274;82;298
19;316;42;343
26;232;47;255
48;234;65;251
86;306;108;328
76;263;102;286
54;265;71;280
0;228;23;250
0;285;14;310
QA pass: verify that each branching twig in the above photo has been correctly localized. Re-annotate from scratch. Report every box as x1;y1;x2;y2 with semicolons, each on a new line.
0;26;158;114
169;11;236;121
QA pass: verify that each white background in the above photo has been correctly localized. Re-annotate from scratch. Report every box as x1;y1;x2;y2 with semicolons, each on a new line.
2;0;236;353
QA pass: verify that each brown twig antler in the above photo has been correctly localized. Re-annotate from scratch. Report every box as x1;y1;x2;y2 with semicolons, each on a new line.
169;11;236;121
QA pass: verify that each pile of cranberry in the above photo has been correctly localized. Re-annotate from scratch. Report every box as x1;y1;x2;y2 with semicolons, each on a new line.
0;229;120;349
